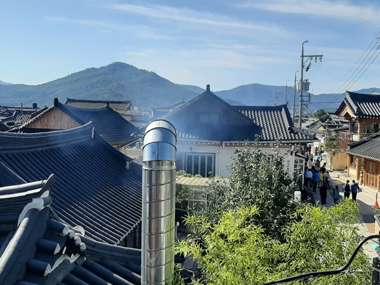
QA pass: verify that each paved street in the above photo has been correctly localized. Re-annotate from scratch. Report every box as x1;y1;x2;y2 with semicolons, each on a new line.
309;170;379;259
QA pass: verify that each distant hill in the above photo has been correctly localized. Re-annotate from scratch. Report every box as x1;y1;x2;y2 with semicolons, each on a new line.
0;62;378;113
0;62;201;107
0;80;12;85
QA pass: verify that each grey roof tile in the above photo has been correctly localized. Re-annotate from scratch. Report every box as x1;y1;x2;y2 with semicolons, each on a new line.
0;123;142;245
0;178;141;285
336;91;380;118
346;132;380;161
232;105;316;142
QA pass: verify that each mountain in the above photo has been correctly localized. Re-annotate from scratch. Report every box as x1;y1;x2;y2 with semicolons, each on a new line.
0;62;378;113
0;80;12;85
216;84;380;112
0;62;201;107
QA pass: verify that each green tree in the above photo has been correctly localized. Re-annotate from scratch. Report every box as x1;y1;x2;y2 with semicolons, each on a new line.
193;142;298;241
177;200;370;284
314;109;330;122
324;135;340;170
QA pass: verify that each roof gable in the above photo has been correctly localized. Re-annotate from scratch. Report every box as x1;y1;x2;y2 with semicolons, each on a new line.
336;91;380;119
18;100;138;145
161;85;260;141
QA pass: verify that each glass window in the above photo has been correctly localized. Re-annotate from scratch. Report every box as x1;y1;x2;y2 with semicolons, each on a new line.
185;153;215;177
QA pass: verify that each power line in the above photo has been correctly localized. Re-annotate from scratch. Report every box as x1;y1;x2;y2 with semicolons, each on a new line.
335;37;380;94
325;31;380;94
345;46;380;91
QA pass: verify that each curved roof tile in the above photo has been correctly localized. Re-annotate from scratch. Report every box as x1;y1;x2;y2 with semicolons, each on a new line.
0;123;142;245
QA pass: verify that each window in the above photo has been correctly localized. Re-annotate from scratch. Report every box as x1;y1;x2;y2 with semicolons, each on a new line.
351;156;357;168
185;153;215;177
199;114;219;124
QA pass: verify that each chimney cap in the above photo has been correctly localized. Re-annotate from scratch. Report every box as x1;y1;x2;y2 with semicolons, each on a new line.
206;84;210;92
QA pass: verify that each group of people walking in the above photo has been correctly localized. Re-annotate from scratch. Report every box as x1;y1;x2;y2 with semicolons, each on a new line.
304;159;330;205
304;159;360;206
342;180;360;201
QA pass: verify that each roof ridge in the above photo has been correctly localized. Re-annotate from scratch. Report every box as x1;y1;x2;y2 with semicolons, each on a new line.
0;122;95;152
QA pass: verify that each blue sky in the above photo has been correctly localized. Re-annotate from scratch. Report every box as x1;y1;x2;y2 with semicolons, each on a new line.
1;0;380;95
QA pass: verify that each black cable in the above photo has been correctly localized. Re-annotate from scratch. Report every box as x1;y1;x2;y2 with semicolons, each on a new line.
263;234;380;285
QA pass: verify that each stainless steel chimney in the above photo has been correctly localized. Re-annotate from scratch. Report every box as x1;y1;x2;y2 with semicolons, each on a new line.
142;119;177;284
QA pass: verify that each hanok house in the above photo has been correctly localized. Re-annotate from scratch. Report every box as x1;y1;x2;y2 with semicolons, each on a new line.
13;98;138;147
345;133;380;190
161;85;317;179
0;123;142;246
0;175;142;285
64;98;151;128
336;91;380;144
335;91;380;182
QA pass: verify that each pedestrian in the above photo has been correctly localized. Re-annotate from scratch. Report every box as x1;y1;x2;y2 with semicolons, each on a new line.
343;180;350;199
324;171;331;189
350;180;360;201
320;183;327;205
307;159;313;170
305;168;313;190
319;169;325;188
320;163;326;174
312;170;320;192
333;185;340;204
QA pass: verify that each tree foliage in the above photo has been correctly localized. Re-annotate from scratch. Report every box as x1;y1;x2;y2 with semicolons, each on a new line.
192;142;298;241
176;143;371;284
314;109;330;122
177;200;370;284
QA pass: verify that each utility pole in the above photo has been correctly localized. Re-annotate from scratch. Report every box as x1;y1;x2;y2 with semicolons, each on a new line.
274;92;277;106
299;41;323;129
285;80;289;105
293;70;299;120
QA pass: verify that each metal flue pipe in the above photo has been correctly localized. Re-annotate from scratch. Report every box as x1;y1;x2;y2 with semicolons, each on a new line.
142;119;177;285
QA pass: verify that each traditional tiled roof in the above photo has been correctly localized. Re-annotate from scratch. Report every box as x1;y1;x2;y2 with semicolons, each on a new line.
0;177;141;285
17;100;138;145
57;101;138;144
346;133;380;161
161;86;262;141
0;123;142;244
336;91;380;119
232;105;316;142
65;98;134;112
1;107;47;129
306;118;349;134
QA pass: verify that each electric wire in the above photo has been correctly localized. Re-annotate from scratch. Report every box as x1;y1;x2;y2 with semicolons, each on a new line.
336;37;380;94
325;31;380;94
345;46;380;91
263;235;380;285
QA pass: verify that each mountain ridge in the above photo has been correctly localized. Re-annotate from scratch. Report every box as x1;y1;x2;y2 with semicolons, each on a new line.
0;62;378;112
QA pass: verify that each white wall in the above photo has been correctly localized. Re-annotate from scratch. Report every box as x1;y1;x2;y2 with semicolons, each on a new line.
177;143;295;178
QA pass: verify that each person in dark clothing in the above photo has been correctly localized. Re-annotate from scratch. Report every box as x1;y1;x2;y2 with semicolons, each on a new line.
343;180;350;199
333;185;340;204
320;183;327;205
350;180;359;201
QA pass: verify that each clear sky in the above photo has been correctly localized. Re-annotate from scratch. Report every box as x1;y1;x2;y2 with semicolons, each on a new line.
1;0;380;95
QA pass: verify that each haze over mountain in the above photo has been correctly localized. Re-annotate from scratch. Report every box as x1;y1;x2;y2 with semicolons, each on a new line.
0;62;378;112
